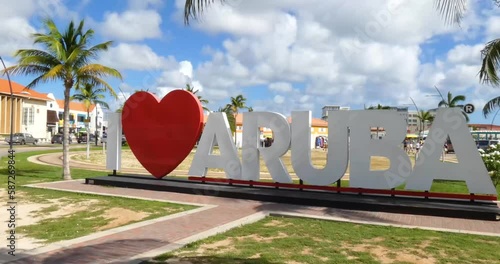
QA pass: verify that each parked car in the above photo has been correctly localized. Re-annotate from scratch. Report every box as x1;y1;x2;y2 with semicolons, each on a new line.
476;140;498;151
77;133;97;144
5;133;38;145
100;134;127;146
51;134;73;144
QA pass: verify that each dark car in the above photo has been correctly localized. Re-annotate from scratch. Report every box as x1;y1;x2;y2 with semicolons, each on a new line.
101;134;127;146
476;140;498;151
77;133;97;144
51;134;72;144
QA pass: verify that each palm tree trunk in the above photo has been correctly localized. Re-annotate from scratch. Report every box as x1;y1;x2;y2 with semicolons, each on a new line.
233;112;238;147
86;110;90;159
62;86;72;180
95;109;98;146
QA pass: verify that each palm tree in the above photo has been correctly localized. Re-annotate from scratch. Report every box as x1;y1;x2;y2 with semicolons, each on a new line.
72;83;113;147
438;91;469;122
366;104;392;139
5;18;122;180
227;94;248;144
416;110;435;136
185;84;210;112
218;104;236;133
483;97;500;118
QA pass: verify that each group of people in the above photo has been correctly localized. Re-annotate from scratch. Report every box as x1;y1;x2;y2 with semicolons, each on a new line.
403;139;424;154
403;138;449;160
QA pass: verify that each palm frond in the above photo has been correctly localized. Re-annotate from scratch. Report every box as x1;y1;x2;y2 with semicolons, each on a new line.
184;0;226;25
483;96;500;117
480;38;500;86
435;0;467;25
450;95;466;106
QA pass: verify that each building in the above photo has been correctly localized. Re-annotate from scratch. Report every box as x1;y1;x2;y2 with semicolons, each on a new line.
53;98;104;136
0;79;51;140
321;105;350;120
0;79;105;141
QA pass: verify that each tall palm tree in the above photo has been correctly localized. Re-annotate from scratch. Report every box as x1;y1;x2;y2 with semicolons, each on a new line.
416;110;435;136
185;84;210;112
367;104;392;139
5;18;122;180
218;104;236;134
72;83;113;146
438;91;469;122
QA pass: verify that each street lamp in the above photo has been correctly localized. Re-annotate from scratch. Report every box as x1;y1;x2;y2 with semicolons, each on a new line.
409;97;423;139
0;56;14;151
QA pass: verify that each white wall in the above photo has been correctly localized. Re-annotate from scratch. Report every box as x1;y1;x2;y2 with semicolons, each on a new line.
22;99;48;140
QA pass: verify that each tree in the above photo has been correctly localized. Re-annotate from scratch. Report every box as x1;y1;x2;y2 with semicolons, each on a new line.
416;110;435;133
438;91;469;122
185;84;210;112
366;104;391;139
72;83;113;147
218;104;236;134
5;18;122;180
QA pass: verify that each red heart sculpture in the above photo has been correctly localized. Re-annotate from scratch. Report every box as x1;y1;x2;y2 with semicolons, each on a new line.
122;90;204;178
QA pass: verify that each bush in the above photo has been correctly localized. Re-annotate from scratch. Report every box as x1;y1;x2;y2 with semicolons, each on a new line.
479;144;500;187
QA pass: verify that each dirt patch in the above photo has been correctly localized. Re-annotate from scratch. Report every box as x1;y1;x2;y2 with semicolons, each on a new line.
343;241;437;264
236;232;289;242
263;219;293;227
194;238;236;255
97;208;150;231
0;194;100;251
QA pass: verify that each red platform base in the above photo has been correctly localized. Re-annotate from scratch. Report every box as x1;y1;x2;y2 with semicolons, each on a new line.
188;177;498;202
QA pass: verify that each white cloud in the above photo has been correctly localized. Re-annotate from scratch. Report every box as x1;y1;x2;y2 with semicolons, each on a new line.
98;43;175;70
128;0;164;10
176;0;498;119
100;10;162;41
269;82;293;93
273;95;285;104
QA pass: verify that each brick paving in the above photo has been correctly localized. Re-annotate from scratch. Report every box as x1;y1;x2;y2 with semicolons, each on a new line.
4;179;499;264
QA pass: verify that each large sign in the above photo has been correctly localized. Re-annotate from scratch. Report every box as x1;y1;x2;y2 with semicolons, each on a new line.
121;91;497;195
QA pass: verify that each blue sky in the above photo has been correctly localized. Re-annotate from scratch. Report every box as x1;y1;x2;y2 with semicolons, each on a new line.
1;0;500;125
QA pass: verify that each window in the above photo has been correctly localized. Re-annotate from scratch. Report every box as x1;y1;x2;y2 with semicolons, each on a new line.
58;112;63;120
22;107;34;126
319;128;326;132
22;108;28;126
28;108;34;125
77;115;85;122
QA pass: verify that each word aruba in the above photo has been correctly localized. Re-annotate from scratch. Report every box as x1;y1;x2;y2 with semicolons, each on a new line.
189;108;497;195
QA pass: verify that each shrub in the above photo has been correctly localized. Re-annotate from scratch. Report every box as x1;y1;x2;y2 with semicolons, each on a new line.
479;144;500;187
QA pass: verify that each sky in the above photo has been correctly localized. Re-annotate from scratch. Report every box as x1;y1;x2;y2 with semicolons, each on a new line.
1;0;500;124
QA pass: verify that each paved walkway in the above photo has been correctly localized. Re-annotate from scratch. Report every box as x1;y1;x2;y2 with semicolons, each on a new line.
3;178;499;264
1;151;486;264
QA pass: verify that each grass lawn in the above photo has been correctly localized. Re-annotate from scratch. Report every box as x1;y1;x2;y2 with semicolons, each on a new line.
147;216;500;264
0;148;197;244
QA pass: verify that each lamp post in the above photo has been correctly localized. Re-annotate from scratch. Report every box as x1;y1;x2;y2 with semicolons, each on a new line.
409;97;422;139
0;56;14;151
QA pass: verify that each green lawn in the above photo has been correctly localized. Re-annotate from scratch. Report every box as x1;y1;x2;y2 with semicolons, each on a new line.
0;148;196;244
147;216;500;264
